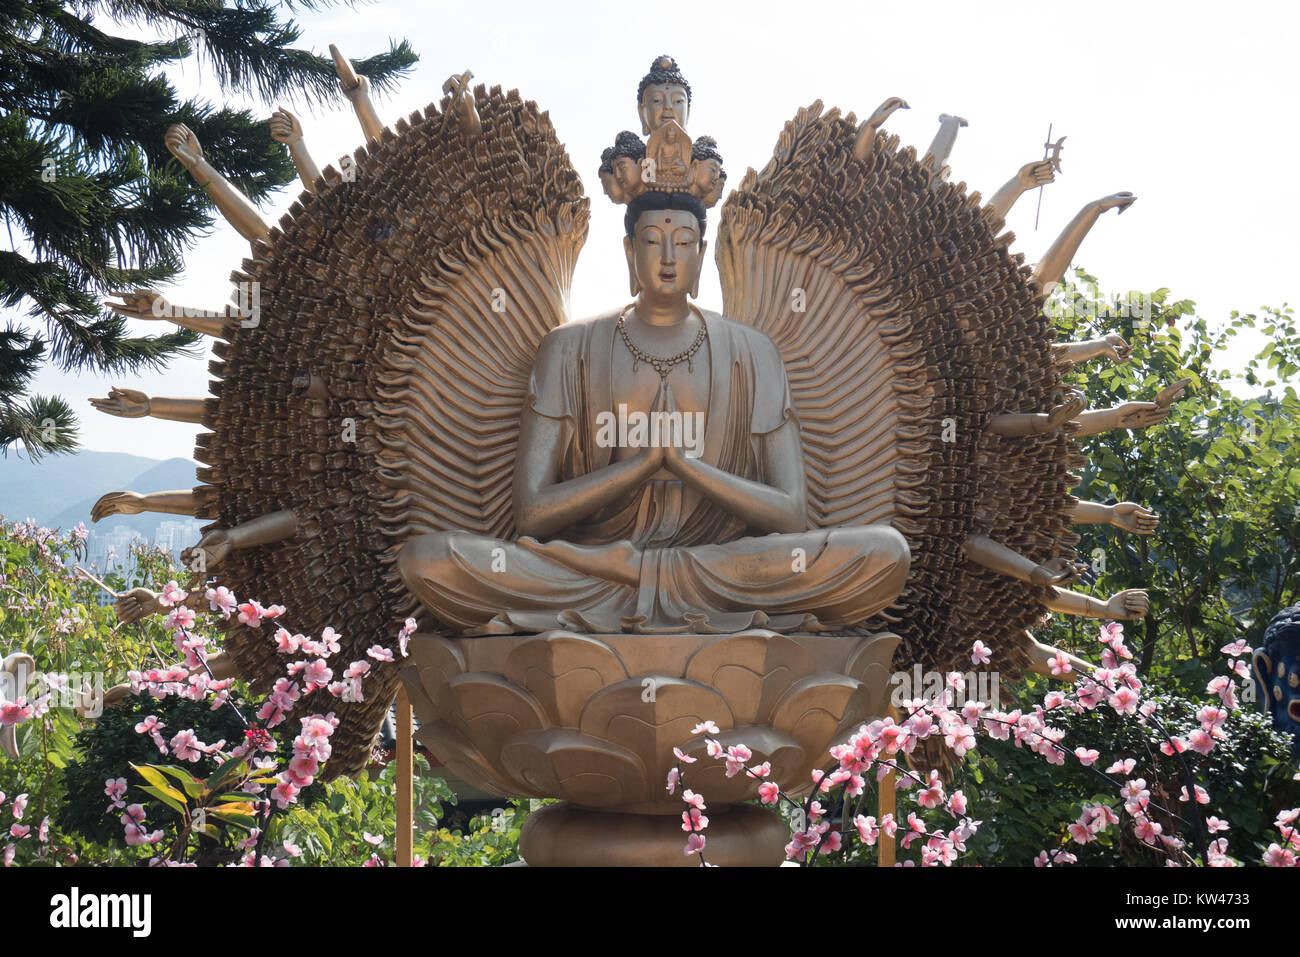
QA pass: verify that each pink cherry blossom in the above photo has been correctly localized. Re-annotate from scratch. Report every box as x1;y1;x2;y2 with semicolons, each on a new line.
681;808;708;832
170;729;204;763
366;645;394;662
165;606;196;631
685;832;706;856
1133;814;1162;844
1108;686;1139;715
691;720;720;735
757;782;780;805
274;628;303;654
970;640;992;665
159;581;187;607
237;600;267;627
1263;843;1297;867
0;699;33;727
1049;651;1072;676
205;585;237;617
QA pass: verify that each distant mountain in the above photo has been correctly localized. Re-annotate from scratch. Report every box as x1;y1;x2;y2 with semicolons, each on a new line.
0;450;198;533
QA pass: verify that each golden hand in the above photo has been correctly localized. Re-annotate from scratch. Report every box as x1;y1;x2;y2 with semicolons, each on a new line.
183;529;233;570
658;381;686;473
165;123;204;169
1030;558;1088;587
92;491;144;522
866;97;909;130
1155;377;1191;408
115;587;165;624
1105;589;1149;620
89;387;150;418
105;288;169;321
854;97;909;161
269;107;304;145
1112;401;1171;429
1017;159;1056;190
1047;389;1087;430
1096;191;1137;214
1100;333;1133;363
1112;502;1159;534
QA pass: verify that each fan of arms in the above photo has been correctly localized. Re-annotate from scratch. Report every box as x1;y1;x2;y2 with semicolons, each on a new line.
93;50;1181;777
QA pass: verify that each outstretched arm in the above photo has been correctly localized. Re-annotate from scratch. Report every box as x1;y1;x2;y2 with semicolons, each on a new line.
180;509;298;571
1034;192;1136;292
988;390;1085;437
166;124;271;242
270;108;322;191
964;534;1085;586
1051;333;1132;365
93;490;196;522
105;289;230;338
1071;501;1159;534
923;113;967;175
90;388;205;423
331;44;385;142
1070;380;1188;436
1025;633;1095;677
1046;586;1148;620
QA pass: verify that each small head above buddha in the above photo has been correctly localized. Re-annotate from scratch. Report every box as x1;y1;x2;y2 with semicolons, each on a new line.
690;135;727;208
598;56;727;210
599;131;647;205
638;54;691;136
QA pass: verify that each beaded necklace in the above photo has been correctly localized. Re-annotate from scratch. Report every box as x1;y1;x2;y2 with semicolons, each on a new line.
616;304;708;379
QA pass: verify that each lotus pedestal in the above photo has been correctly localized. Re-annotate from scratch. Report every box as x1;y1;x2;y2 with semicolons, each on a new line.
398;629;898;867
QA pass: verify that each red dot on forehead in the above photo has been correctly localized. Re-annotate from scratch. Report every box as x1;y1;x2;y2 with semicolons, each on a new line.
664;217;672;223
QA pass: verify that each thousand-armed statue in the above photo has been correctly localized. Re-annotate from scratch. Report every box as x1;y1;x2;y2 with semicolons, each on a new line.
94;51;1183;833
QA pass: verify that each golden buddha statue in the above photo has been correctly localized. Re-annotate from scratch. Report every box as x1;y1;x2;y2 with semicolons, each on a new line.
89;49;1187;781
397;55;908;635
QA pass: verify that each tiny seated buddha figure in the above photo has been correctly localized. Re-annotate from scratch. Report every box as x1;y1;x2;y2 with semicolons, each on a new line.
397;187;912;635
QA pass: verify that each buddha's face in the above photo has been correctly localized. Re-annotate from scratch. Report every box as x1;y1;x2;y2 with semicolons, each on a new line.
625;207;705;302
639;83;689;135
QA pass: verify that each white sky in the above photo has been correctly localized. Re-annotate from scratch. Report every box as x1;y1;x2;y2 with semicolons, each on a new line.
18;0;1300;458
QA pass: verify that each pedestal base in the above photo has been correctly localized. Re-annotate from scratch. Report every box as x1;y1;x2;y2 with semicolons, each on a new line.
519;801;789;867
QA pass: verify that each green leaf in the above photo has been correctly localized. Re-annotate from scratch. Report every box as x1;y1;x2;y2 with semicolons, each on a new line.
208;807;257;829
156;766;204;800
139;784;187;816
132;763;187;806
204;758;249;795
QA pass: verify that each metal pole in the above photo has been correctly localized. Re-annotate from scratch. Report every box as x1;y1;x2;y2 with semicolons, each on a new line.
395;688;413;867
878;766;896;867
